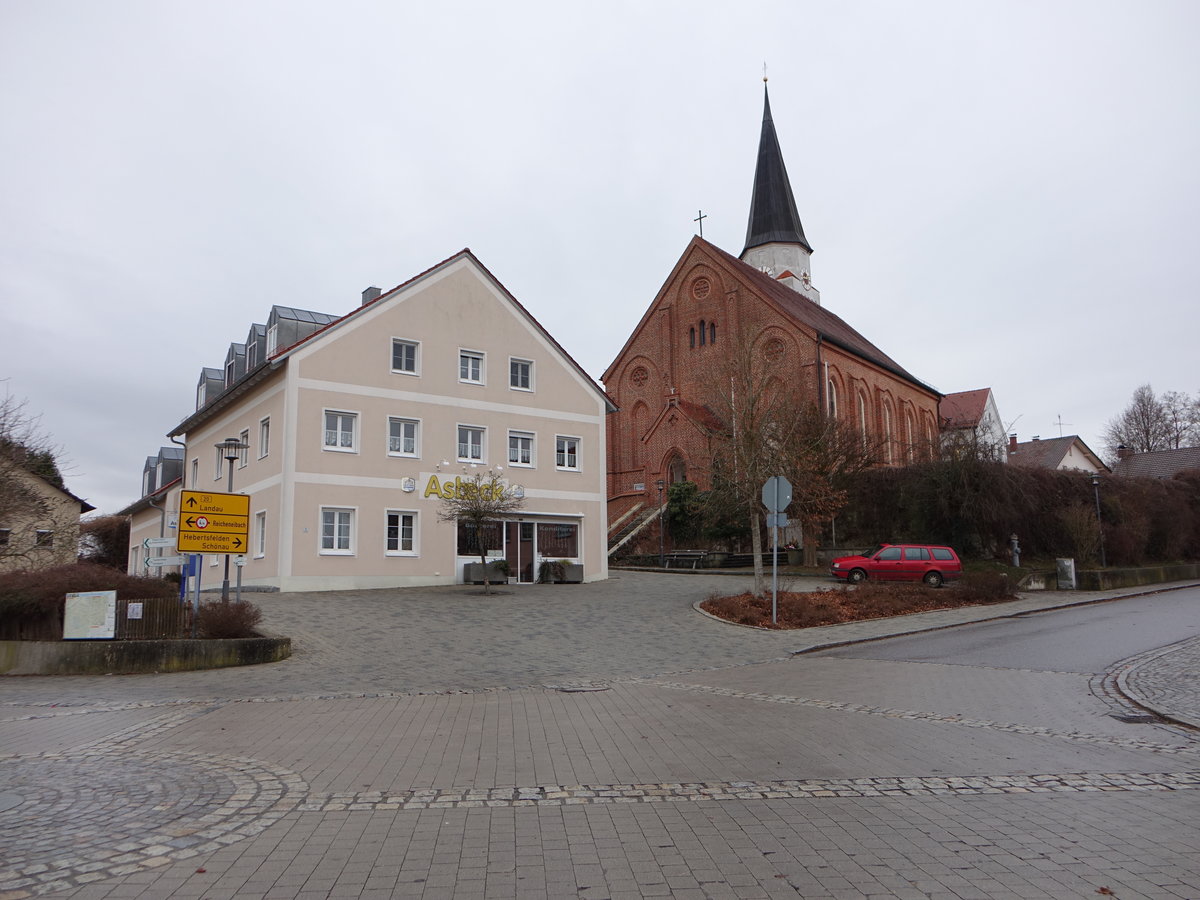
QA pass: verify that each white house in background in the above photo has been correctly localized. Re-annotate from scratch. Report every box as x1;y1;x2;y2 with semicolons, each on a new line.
119;446;184;575
939;388;1007;461
126;248;613;592
1007;434;1109;474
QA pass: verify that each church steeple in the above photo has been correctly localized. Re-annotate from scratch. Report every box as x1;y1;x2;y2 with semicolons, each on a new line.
740;81;821;304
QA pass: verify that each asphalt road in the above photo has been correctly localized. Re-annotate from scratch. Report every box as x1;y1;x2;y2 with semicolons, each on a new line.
814;585;1200;673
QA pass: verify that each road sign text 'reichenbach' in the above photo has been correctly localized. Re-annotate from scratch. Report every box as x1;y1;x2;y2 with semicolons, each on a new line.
177;490;250;554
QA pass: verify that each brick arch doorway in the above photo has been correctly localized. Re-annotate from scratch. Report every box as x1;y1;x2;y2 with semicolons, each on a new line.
667;456;687;484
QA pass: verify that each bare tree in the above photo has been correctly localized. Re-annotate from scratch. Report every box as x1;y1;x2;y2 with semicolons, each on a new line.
1102;384;1171;458
435;467;524;594
1160;390;1200;449
700;333;880;595
79;515;131;570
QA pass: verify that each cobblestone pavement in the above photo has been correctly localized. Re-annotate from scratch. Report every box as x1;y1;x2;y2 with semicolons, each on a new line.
1116;635;1200;730
2;573;1199;899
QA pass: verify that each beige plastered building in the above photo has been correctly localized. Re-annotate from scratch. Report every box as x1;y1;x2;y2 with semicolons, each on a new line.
128;250;612;591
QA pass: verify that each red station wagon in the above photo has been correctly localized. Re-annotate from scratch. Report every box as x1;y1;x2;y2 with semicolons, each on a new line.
830;543;962;587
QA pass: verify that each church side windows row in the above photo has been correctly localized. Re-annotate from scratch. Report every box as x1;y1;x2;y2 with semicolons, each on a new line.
688;321;718;349
391;338;534;392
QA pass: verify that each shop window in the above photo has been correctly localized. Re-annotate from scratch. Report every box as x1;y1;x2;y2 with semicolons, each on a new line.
537;522;578;558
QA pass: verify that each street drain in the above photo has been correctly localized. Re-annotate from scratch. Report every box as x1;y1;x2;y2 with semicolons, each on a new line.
1110;713;1157;724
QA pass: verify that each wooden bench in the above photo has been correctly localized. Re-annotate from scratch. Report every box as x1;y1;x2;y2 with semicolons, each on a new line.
664;550;709;569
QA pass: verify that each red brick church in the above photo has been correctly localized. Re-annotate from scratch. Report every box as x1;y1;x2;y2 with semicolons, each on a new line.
603;83;941;531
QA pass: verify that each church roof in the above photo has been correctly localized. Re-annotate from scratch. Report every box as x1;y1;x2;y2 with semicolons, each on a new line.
703;239;937;395
743;84;811;255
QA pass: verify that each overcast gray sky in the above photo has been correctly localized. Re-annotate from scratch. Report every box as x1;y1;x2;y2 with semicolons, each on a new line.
2;1;1198;515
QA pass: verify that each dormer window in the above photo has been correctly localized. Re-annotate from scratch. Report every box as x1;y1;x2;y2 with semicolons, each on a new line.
247;342;258;370
225;359;236;388
266;324;278;356
196;383;207;410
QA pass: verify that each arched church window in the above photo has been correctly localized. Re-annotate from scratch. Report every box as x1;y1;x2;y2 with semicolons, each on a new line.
709;322;716;344
857;391;869;448
905;410;915;463
827;380;838;418
882;402;894;464
699;320;706;346
689;327;695;348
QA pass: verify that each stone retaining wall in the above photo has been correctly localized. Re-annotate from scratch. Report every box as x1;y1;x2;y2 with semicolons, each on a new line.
0;635;291;675
1076;563;1200;591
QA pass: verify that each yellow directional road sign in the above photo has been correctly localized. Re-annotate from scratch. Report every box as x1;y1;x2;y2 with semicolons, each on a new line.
177;490;250;554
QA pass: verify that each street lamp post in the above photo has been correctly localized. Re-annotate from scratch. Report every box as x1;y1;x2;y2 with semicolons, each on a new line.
656;479;666;568
215;437;249;602
1091;473;1107;569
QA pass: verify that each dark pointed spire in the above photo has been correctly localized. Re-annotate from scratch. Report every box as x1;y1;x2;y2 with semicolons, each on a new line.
742;83;811;255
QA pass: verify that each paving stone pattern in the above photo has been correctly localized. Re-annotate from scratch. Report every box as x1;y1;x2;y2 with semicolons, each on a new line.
2;574;1199;899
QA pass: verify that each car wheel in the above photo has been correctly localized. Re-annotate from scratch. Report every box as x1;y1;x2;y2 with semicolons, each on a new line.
923;570;943;588
848;568;867;584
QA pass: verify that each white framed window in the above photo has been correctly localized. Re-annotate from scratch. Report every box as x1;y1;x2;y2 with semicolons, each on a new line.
238;429;250;468
247;342;258;370
35;529;53;547
556;436;580;471
196;383;207;410
508;430;535;467
214;447;224;480
323;410;358;452
266;324;278;356
130;545;139;571
509;357;533;391
259;417;270;458
225;359;236;388
391;338;420;375
459;349;484;385
457;425;485;462
320;507;355;555
254;510;267;558
386;510;418;556
388;417;420;457
190;458;198;488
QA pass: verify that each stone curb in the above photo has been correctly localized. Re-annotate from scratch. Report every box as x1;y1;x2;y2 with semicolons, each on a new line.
1115;639;1200;733
690;579;1200;729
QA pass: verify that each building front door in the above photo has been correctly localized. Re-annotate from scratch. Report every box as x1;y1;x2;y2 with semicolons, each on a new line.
505;522;536;583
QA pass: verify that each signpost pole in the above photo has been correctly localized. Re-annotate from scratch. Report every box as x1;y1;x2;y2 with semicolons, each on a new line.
772;512;779;625
761;476;793;627
191;556;201;638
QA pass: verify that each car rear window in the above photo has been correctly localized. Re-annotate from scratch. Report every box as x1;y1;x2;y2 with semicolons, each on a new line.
930;548;954;561
904;547;930;561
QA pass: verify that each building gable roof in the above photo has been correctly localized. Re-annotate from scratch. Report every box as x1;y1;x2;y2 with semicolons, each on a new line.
603;236;939;400
1112;445;1200;479
1007;435;1109;473
940;388;992;429
171;248;613;439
